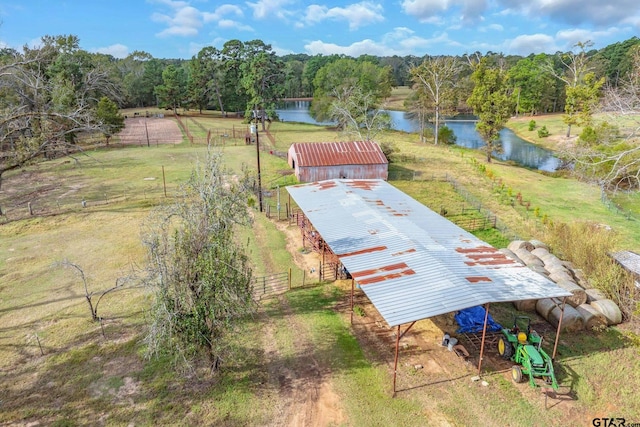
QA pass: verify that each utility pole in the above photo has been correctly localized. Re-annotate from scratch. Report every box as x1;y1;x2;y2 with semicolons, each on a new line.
255;120;263;212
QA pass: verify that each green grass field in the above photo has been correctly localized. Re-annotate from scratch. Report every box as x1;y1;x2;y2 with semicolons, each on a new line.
1;110;639;426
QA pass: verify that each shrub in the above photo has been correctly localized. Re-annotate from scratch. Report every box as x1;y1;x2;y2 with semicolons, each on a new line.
438;125;457;145
528;120;536;131
543;221;637;321
537;125;549;138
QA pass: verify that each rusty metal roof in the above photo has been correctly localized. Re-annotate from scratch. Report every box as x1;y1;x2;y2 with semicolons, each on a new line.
286;179;571;327
289;141;388;167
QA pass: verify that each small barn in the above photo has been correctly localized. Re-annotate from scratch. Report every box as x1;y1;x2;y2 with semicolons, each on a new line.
287;141;388;183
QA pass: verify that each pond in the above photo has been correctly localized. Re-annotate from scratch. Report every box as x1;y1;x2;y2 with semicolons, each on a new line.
276;101;561;172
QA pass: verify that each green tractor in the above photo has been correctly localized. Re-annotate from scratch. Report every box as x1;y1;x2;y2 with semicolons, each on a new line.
497;316;559;390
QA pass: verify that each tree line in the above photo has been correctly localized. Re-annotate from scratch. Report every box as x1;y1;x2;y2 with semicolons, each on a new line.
1;35;639;190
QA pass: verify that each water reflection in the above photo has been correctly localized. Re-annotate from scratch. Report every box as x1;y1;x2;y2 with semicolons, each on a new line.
276;102;561;171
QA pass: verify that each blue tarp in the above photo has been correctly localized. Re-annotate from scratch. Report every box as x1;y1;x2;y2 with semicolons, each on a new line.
455;306;502;333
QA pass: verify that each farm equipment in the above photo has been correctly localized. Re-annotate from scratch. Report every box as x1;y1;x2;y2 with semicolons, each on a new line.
497;316;559;390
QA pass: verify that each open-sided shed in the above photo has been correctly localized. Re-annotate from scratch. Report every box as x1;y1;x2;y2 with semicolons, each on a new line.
287;141;388;183
286;179;571;394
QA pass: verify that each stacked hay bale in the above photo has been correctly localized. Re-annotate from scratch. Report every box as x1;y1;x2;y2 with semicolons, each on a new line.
505;239;623;331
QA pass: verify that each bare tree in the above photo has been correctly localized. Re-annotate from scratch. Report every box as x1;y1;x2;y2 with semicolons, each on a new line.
0;37;122;189
329;86;391;142
573;47;640;192
545;41;605;137
58;260;137;321
410;56;461;145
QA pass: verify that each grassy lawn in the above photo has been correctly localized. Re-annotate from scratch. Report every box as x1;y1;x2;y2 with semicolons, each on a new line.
1;112;639;425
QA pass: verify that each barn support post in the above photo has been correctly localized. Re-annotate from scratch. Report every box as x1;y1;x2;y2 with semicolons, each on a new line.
552;297;567;360
350;278;354;325
392;321;417;397
393;325;401;397
477;303;491;376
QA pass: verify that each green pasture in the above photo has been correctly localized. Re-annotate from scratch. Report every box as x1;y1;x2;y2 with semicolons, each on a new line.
1;112;639;425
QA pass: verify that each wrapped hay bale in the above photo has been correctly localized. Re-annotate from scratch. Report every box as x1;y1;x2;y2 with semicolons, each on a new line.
528;239;549;250
514;248;544;268
536;298;559;319
508;240;535;252
513;299;538;312
548;304;584;332
531;247;550;259
576;304;608;330
591;299;623;325
498;248;524;265
555;279;587;307
585;288;607;303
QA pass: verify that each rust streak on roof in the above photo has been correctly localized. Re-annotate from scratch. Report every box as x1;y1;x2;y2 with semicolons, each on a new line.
358;269;416;285
466;276;492;283
348;179;381;190
352;262;411;278
315;180;337;190
340;245;387;257
392;248;417;257
456;246;496;253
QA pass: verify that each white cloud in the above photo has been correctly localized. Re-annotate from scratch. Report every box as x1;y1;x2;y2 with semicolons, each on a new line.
305;39;393;56
202;4;244;23
152;5;202;37
507;33;558;55
302;2;385;30
401;0;488;24
555;27;624;50
479;23;503;32
218;19;254;31
304;28;464;56
246;0;297;21
93;43;129;58
498;0;640;27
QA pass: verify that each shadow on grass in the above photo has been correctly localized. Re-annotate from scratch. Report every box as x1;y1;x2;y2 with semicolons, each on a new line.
0;282;373;426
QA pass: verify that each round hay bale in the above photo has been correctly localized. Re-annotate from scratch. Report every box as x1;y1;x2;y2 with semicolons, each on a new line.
528;239;549;250
531;247;550;259
545;262;570;276
555;279;587;307
498;248;524;265
548;305;584;332
572;269;590;289
585;288;607;303
536;298;559;319
508;240;534;252
591;299;623;325
513;299;538;312
540;254;564;269
528;264;550;277
576;304;608;330
549;270;575;284
514;248;544;267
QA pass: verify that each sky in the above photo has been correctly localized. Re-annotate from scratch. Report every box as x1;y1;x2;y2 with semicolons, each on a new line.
0;0;639;60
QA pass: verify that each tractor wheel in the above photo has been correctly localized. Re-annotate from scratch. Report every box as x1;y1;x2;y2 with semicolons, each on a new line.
511;365;524;383
498;337;514;359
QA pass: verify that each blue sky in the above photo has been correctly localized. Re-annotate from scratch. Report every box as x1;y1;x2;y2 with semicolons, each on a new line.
1;0;639;59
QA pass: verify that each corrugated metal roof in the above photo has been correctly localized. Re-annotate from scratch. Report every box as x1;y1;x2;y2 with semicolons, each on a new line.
290;141;388;167
286;179;571;327
611;250;640;276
